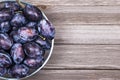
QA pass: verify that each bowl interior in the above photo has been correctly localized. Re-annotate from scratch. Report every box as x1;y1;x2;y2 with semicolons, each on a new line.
0;1;54;80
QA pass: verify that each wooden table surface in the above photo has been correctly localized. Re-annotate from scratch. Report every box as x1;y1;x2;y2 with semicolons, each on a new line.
6;0;120;80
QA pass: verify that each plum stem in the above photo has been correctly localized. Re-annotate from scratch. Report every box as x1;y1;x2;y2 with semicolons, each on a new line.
16;0;25;8
39;35;46;40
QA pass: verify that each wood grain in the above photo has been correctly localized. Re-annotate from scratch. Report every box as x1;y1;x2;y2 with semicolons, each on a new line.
44;45;120;69
55;24;120;44
4;0;120;80
38;5;120;25
24;0;120;6
26;70;120;80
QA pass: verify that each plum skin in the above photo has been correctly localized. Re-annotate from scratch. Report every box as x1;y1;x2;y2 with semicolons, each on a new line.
0;68;7;76
11;43;25;64
11;27;38;43
38;19;55;40
24;4;43;21
0;33;13;50
36;37;51;50
0;21;11;33
0;1;55;78
0;51;12;68
24;42;44;58
10;13;27;27
18;27;38;43
24;56;43;69
9;64;29;78
0;9;12;23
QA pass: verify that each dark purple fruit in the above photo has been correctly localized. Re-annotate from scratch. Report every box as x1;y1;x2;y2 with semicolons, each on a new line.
10;31;22;43
0;9;12;22
11;43;25;64
9;64;29;78
18;27;38;42
10;13;27;27
0;52;12;68
24;4;42;21
0;68;7;76
38;19;55;40
36;37;51;50
12;26;18;31
0;0;55;78
0;21;11;33
24;42;44;58
24;56;43;69
0;1;20;11
26;22;37;28
0;33;13;50
4;1;20;11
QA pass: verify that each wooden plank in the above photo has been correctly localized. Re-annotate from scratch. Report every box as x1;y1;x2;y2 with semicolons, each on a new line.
27;70;120;80
55;24;120;44
24;0;120;6
43;5;120;14
46;12;120;25
7;4;120;24
44;45;120;69
37;5;120;25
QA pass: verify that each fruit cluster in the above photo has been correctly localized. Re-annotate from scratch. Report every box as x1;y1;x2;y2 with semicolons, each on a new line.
0;1;55;78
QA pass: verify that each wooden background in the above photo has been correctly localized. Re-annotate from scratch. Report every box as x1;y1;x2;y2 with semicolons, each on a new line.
6;0;120;80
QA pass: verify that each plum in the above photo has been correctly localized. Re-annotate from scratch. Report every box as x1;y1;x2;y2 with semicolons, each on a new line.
24;42;44;58
0;68;7;76
11;43;25;64
24;4;42;21
36;37;51;50
4;1;20;11
10;13;27;27
0;51;12;68
9;64;29;78
18;27;38;42
26;22;37;28
0;33;13;50
38;19;55;40
0;9;12;23
0;21;11;33
24;56;43;69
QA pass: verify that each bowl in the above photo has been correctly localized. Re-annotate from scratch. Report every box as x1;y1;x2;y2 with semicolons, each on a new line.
0;0;55;80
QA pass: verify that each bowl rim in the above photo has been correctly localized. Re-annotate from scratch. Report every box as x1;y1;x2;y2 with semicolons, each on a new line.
0;1;55;80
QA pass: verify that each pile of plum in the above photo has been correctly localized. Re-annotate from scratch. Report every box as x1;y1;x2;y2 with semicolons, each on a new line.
0;1;55;78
